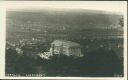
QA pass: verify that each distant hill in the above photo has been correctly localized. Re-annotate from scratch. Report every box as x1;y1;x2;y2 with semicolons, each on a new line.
6;9;123;39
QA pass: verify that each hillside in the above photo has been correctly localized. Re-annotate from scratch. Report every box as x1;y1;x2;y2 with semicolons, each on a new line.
6;9;123;40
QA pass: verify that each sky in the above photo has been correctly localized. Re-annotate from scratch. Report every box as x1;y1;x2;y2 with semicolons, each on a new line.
1;1;127;15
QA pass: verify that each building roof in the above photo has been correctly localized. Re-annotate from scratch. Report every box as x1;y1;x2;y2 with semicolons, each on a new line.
51;40;81;48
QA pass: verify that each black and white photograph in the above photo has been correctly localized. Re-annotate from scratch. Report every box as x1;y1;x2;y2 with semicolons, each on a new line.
1;79;123;80
1;1;127;78
2;0;127;1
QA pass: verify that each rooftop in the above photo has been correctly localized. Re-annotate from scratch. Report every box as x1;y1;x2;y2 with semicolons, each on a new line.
51;40;81;48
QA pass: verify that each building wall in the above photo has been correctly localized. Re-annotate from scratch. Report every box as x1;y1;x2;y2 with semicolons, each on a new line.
68;47;81;56
49;40;83;57
50;45;82;57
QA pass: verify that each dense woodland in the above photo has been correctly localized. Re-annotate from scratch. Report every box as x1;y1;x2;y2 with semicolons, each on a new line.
6;46;123;77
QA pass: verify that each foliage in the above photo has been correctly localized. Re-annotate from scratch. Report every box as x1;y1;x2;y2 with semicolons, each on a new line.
6;47;123;77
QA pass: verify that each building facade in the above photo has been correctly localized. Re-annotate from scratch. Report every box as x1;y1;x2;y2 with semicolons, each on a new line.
50;40;83;57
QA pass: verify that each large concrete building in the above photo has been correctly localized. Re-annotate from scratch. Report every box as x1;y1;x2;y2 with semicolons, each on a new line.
38;40;83;59
50;40;83;57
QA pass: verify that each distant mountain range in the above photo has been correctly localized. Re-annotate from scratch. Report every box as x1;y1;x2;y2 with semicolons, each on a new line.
6;9;123;39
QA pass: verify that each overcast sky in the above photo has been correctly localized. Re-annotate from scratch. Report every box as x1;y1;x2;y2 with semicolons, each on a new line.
1;1;127;14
